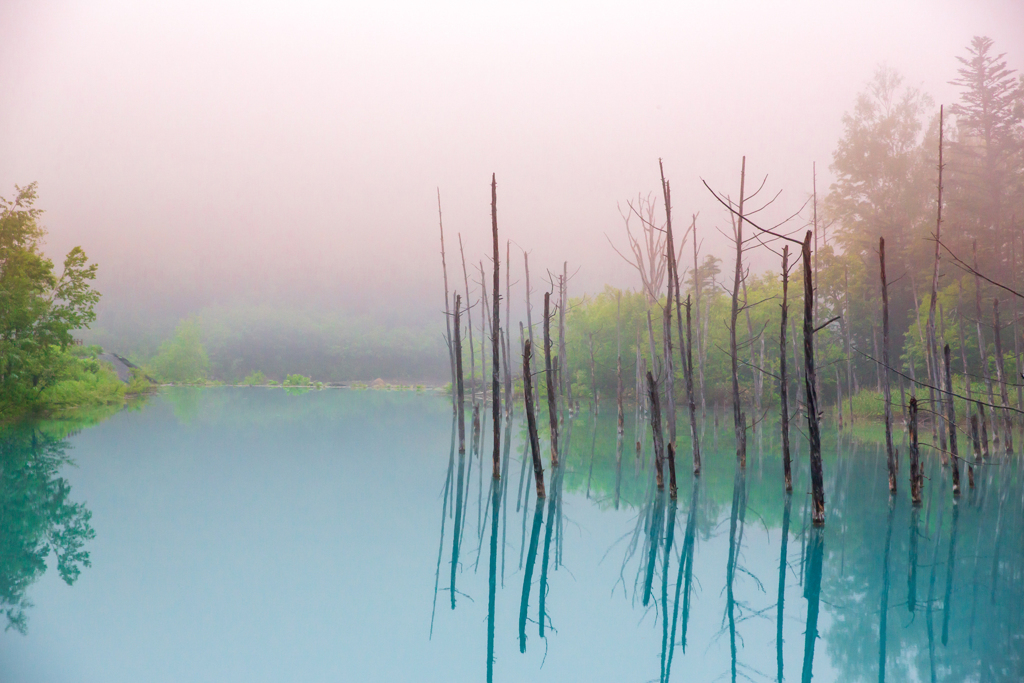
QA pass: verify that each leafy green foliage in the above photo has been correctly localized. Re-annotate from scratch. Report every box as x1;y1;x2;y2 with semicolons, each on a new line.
241;370;267;386
146;319;210;383
0;184;101;419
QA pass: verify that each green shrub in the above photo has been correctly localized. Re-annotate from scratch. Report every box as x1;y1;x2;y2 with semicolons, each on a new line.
126;368;155;395
283;374;312;387
147;320;209;383
241;370;267;386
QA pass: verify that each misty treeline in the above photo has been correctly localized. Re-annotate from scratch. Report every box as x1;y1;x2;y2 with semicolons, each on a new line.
91;306;447;385
452;37;1024;414
443;36;1024;523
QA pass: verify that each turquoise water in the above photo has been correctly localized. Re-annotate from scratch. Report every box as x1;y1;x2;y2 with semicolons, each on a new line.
1;388;1022;681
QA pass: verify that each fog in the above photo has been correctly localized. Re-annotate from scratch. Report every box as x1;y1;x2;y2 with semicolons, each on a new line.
1;0;1022;356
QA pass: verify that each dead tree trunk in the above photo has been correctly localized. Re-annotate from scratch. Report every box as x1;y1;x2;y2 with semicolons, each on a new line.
454;294;466;455
544;292;559;467
993;298;1014;454
660;167;678;453
969;414;979;488
957;282;973;438
812;162;822;407
616;292;625;470
802;231;825;526
979;401;991;458
742;266;763;426
504;240;513;418
588;334;597;410
730;157;747;468
880;237;896;494
909;397;922;505
522;340;546;499
438;190;456;412
558;264;568;404
491;175;501;480
684;295;701;476
973;241;997;407
458;234;476;405
927;106;946;459
691;214;706;425
781;245;792;492
479;261;490;434
844;266;854;423
944;344;961;496
647;370;666;491
1014;233;1023;415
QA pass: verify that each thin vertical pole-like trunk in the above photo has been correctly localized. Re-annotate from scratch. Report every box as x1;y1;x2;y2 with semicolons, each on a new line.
458;234;476;405
455;294;466;455
524;252;540;410
634;328;643;461
647;370;666;491
812;162;821;406
544;292;559;467
479;262;490;433
521;340;546;499
684;295;701;476
691;214;706;424
909;396;922;504
993;299;1014;454
957;282;973;422
741;267;762;426
836;366;843;431
588;334;597;410
491;175;501;480
844;266;854;422
660;165;678;453
973;241;997;407
504;241;513;419
438;189;456;412
731;157;747;467
803;231;825;526
1014;232;1023;414
880;238;896;494
873;327;883;393
558;264;568;402
970;414;980;487
927;106;946;458
781;245;792;492
944;344;961;496
979;401;991;458
792;316;802;419
616;292;624;485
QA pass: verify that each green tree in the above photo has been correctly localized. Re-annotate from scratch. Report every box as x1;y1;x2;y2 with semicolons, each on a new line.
148;319;210;383
0;184;100;416
946;36;1024;283
825;66;936;360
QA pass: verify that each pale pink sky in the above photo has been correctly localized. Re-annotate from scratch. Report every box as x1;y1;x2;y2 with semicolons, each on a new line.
1;0;1022;323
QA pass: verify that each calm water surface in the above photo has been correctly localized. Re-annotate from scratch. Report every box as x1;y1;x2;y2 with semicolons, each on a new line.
2;388;1022;681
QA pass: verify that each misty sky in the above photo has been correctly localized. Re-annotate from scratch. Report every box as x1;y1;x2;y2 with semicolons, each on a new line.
2;0;1022;327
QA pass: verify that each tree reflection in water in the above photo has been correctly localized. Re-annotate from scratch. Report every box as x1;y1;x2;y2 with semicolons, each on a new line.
0;424;94;634
434;410;1024;682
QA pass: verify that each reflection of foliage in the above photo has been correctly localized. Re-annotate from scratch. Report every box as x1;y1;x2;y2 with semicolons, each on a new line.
163;386;205;424
0;424;94;634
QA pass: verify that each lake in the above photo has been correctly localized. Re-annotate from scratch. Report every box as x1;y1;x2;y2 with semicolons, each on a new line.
2;387;1021;682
